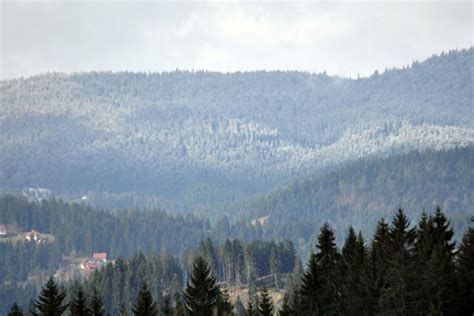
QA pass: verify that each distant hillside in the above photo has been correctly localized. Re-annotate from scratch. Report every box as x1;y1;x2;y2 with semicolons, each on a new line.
1;48;472;213
248;146;474;247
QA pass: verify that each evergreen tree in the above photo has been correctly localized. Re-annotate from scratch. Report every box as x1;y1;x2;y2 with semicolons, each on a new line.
429;208;456;313
31;277;68;316
89;289;105;316
69;285;89;316
285;257;303;314
244;246;258;296
341;226;358;312
457;219;474;315
198;238;219;276
112;258;127;312
412;212;434;313
412;209;457;314
269;244;280;289
289;287;303;315
217;288;233;316
257;287;273;316
8;303;24;316
184;256;220;316
232;239;245;288
173;292;185;316
245;298;257;316
278;295;294;316
233;297;246;316
378;209;416;315
342;227;358;259
340;228;369;315
160;292;172;316
299;253;320;315
369;219;390;313
118;304;128;316
131;282;158;316
222;239;234;284
315;223;342;315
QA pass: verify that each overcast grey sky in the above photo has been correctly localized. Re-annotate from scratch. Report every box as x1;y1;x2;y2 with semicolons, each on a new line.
1;1;472;80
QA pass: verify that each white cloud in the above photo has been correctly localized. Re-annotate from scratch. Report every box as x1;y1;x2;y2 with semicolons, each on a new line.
0;1;472;79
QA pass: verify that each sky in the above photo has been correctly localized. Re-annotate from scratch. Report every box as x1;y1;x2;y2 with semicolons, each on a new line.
1;1;472;80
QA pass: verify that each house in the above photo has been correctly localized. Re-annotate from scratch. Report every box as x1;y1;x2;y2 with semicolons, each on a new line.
81;260;102;271
25;230;39;242
80;256;107;274
0;225;6;236
93;252;107;261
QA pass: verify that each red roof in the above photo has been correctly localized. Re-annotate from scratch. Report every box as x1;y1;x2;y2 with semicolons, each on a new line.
93;252;107;260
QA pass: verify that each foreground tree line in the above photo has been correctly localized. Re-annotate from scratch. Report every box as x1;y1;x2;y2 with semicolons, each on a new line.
73;238;295;313
8;208;474;315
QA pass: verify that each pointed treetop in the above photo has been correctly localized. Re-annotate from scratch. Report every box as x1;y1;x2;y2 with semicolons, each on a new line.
245;298;258;316
390;209;416;247
316;223;339;265
31;277;68;316
342;227;357;259
184;256;220;315
8;303;24;316
257;287;274;316
89;288;105;316
69;285;89;316
132;282;158;316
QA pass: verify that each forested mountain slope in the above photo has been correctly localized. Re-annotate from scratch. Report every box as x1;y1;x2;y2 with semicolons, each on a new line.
248;146;474;246
1;48;472;213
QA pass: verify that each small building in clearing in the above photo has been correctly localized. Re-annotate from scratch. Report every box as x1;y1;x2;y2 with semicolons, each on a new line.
0;225;6;236
93;252;107;261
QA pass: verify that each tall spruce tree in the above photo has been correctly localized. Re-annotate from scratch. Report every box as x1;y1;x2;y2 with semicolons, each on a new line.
413;209;456;314
299;253;321;315
245;298;257;316
315;223;342;315
131;282;158;316
173;291;186;316
217;288;233;316
233;297;246;316
278;294;294;316
457;218;474;315
412;211;435;313
341;226;357;313
257;287;273;316
31;277;68;316
232;239;245;287
341;227;369;315
8;303;24;316
222;239;234;284
429;208;456;313
184;256;220;316
270;244;280;289
369;219;390;313
378;209;416;315
118;304;128;316
174;292;185;316
198;238;219;276
160;292;172;316
69;285;89;316
89;289;105;316
286;257;303;314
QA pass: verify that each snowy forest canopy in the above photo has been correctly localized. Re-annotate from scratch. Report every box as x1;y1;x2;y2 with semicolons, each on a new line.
0;48;473;214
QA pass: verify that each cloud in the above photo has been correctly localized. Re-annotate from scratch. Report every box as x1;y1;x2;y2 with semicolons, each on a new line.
1;1;472;79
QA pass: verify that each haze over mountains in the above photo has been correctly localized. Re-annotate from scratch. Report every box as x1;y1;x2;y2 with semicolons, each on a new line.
0;48;473;215
249;146;474;246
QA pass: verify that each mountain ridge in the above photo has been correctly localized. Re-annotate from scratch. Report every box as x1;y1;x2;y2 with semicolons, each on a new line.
1;48;472;213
